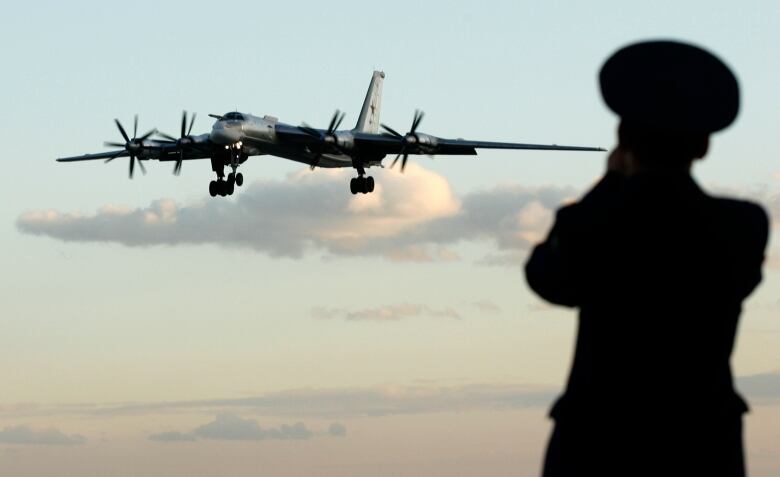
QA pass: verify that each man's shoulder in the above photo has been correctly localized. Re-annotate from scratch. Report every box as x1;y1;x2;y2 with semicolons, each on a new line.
708;196;769;231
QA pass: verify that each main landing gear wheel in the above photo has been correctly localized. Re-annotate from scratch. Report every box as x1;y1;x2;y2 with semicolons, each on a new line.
209;179;235;197
235;172;243;187
350;176;375;195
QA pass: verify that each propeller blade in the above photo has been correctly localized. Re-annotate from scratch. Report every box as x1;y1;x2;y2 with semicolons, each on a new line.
380;123;403;138
310;153;320;170
104;150;125;163
129;155;135;178
104;141;126;148
138;128;157;141
155;132;178;142
137;158;147;175
391;146;406;169
333;111;345;131
188;112;196;136
115;119;130;143
174;150;183;175
181;111;187;138
411;110;424;133
133;114;138;139
401;153;410;172
327;110;340;133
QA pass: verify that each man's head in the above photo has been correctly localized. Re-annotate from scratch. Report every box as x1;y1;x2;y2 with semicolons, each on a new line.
600;40;739;171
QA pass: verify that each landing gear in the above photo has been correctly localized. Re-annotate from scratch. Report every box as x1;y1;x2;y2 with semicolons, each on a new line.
208;178;235;197
350;162;375;195
350;176;375;195
208;159;244;198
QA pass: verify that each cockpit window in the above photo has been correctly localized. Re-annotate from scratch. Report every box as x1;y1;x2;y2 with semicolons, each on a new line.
223;112;244;120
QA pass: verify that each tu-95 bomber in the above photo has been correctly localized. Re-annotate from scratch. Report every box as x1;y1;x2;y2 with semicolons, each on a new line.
57;71;605;197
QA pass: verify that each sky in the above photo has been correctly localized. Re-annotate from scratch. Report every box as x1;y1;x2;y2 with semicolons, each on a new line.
1;1;779;475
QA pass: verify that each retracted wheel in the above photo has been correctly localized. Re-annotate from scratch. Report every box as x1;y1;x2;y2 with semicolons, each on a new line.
209;180;218;197
236;173;244;187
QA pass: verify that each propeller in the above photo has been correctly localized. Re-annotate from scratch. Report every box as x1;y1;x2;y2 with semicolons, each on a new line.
157;111;197;175
104;115;155;179
300;109;346;169
380;109;424;172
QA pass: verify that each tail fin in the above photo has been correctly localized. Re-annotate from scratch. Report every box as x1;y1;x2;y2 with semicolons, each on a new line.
353;70;385;133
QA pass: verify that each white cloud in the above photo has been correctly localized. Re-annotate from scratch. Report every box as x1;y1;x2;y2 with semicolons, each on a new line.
327;423;347;437
148;431;196;442
0;425;85;446
736;371;780;404
470;300;502;313
193;414;312;441
149;415;323;443
7;373;778;425
16;165;573;261
312;303;461;321
92;383;555;419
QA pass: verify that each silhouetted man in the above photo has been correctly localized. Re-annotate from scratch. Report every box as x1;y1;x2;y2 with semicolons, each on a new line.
525;41;769;477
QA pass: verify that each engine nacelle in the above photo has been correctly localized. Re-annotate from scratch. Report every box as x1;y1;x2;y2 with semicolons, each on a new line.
334;131;356;151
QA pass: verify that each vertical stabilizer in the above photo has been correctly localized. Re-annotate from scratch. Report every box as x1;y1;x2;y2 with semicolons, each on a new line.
354;71;384;133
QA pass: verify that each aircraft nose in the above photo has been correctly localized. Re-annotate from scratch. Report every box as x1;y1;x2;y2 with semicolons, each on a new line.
210;122;241;144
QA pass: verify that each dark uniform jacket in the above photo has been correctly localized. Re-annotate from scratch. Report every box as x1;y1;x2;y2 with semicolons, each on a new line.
525;170;769;475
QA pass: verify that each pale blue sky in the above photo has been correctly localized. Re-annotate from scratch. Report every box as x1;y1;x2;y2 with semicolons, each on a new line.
1;1;778;476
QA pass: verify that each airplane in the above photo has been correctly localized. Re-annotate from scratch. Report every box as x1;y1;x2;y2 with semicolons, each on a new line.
57;71;605;197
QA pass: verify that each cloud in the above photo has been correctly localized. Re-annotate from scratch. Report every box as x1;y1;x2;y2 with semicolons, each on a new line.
470;300;502;313
16;164;573;261
764;194;780;227
736;371;780;404
312;303;461;321
475;251;528;268
93;383;555;419
10;373;779;425
526;301;554;313
193;414;312;441
148;431;196;442
0;425;85;446
149;415;320;443
327;423;347;437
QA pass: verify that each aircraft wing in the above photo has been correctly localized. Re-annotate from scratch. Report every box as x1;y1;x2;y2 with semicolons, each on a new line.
434;138;606;155
57;142;214;163
57;150;129;162
152;141;214;161
350;133;605;156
